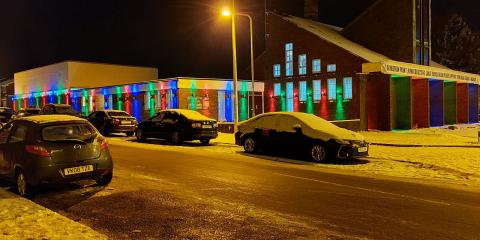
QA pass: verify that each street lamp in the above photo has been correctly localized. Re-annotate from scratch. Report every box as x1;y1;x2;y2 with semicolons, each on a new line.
221;1;256;132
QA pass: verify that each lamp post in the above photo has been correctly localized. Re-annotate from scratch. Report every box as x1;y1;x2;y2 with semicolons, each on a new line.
222;1;256;132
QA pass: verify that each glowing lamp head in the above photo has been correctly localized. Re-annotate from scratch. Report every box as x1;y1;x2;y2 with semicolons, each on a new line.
221;8;232;17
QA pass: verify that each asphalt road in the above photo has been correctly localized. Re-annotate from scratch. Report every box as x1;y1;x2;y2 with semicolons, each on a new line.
27;138;480;239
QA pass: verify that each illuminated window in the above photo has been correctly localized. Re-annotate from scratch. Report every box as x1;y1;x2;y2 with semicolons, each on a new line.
327;79;336;101
286;82;293;112
343;77;353;100
285;43;293;76
299;81;307;101
273;64;281;77
298;54;307;75
273;83;281;97
327;64;336;72
313;80;321;101
312;59;321;73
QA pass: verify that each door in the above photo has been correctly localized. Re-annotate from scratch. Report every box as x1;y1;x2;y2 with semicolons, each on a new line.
94;111;107;129
148;112;166;138
0;123;14;175
249;95;263;117
271;115;299;150
5;124;29;173
158;112;180;139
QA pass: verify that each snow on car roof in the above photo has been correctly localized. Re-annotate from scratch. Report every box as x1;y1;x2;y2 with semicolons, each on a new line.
164;109;214;121
20;114;87;124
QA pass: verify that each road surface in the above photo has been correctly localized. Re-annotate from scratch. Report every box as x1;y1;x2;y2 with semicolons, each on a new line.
25;138;480;239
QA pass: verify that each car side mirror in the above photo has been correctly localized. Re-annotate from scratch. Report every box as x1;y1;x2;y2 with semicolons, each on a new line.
293;124;302;131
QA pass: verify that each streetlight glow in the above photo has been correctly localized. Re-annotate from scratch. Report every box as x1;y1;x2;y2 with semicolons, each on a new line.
221;8;231;17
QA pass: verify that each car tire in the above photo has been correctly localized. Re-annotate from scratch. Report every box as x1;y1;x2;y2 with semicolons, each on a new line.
16;170;35;199
136;129;146;142
200;139;210;145
310;143;327;163
126;131;134;137
243;137;258;153
96;172;113;186
170;131;183;145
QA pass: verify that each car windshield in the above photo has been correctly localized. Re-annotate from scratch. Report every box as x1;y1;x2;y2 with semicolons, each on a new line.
108;111;131;117
56;106;79;115
42;123;96;141
26;109;40;114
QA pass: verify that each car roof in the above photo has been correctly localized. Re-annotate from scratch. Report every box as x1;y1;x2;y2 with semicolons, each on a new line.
104;110;128;113
19;114;87;124
162;109;214;121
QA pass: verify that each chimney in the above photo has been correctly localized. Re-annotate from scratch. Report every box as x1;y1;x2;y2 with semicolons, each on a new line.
304;0;319;20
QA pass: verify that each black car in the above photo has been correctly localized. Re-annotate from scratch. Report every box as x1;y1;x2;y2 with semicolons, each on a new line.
88;110;137;136
0;107;14;123
40;104;84;118
135;109;218;145
0;115;113;198
235;112;369;162
11;108;41;119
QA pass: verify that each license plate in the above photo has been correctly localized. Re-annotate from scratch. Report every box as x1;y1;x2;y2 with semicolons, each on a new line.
64;165;94;176
121;120;131;125
358;147;368;153
202;125;212;129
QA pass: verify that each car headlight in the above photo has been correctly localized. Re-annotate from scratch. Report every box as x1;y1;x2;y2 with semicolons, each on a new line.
334;139;349;145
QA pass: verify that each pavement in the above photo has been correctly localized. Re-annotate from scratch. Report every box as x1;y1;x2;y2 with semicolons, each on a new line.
0;186;107;240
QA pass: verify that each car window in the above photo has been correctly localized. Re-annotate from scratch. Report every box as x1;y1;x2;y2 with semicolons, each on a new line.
250;116;274;129
274;115;299;133
151;113;165;122
0;123;14;144
96;112;106;118
56;106;78;115
89;112;97;118
107;111;130;117
42;123;96;141
162;112;179;124
9;124;28;143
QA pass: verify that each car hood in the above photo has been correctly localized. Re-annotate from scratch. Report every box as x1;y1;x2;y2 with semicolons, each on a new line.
306;126;365;142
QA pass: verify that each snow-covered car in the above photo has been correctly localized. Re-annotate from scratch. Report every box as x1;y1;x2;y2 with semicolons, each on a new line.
235;112;368;162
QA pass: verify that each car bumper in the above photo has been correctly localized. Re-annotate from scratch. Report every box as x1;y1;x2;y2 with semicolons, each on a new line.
25;152;113;186
108;124;136;133
190;129;218;140
337;144;369;158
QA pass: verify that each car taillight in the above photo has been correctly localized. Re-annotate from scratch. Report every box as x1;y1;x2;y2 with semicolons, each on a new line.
191;123;202;128
98;137;108;150
112;119;120;125
213;122;218;128
25;145;51;157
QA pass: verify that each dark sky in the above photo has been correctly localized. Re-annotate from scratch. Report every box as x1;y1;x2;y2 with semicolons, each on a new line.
0;0;478;80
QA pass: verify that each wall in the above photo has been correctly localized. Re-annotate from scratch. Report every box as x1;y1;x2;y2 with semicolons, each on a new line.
367;73;391;130
391;77;412;129
411;78;429;128
14;62;69;95
429;79;444;127
264;13;365;121
342;0;415;63
456;83;469;124
443;82;457;125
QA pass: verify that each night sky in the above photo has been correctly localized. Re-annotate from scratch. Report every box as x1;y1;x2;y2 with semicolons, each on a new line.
0;0;478;80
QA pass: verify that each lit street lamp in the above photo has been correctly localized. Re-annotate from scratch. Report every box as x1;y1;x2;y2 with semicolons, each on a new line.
221;1;256;132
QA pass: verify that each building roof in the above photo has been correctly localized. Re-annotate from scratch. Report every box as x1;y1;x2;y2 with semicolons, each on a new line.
281;14;390;63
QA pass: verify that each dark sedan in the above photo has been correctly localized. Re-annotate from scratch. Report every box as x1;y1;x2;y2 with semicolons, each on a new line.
40;104;84;118
235;112;368;162
88;110;137;136
0;115;113;198
0;107;14;123
135;109;218;145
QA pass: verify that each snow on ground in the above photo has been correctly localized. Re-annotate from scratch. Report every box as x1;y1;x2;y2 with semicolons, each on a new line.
0;189;107;240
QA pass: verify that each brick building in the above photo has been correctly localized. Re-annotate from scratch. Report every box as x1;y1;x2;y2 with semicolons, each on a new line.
262;0;479;130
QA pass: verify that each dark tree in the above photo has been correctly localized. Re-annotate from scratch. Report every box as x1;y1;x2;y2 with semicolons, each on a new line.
435;14;480;73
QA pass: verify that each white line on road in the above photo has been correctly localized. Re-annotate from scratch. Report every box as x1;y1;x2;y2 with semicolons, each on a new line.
275;173;451;206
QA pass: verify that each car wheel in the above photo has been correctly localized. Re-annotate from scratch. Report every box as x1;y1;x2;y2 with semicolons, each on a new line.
170;131;183;145
136;129;146;142
243;137;257;153
96;172;113;186
310;144;327;163
126;131;134;137
16;170;34;199
200;139;210;145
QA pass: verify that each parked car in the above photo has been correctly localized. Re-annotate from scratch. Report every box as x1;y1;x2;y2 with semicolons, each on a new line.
0;115;113;198
0;107;14;123
135;109;218;145
40;104;84;118
235;112;369;162
88;110;137;136
11;108;41;119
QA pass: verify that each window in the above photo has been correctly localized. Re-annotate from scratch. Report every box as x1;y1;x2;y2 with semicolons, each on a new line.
286;82;294;112
273;64;281;77
312;59;321;73
273;83;281;97
343;77;353;100
313;80;321;101
298;54;307;75
285;43;293;76
42;124;94;142
327;64;336;72
327;79;337;101
9;125;27;143
299;81;307;101
152;112;165;122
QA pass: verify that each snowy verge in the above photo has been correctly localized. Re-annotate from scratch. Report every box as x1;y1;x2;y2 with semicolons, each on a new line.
0;188;107;240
